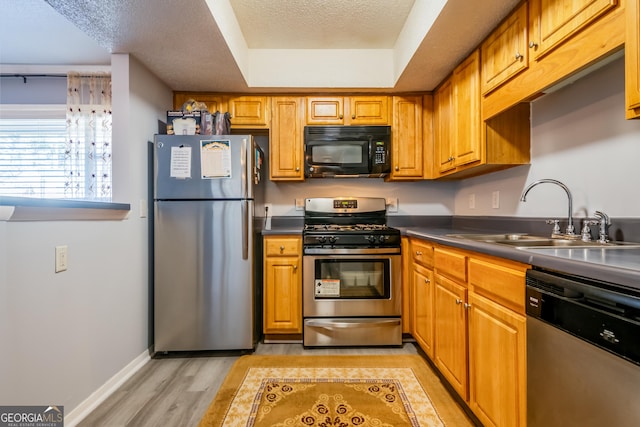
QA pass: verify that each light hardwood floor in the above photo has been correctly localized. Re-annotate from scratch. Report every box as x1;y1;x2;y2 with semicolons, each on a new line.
77;342;474;426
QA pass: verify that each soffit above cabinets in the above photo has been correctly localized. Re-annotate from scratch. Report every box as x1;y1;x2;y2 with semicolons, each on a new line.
4;0;519;92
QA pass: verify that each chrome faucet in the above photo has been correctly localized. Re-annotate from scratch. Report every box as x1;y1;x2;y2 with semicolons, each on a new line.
594;210;610;243
520;179;576;238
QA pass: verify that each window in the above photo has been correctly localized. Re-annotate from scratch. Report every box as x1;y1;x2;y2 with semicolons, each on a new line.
0;103;112;200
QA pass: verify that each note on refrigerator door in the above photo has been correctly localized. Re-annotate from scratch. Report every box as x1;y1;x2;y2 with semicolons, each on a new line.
201;139;231;178
170;146;192;179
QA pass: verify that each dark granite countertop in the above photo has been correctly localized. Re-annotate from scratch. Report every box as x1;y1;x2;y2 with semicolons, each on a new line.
405;227;640;293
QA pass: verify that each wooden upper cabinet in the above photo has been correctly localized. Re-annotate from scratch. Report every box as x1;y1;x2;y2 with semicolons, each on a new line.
481;2;529;95
453;50;482;169
306;97;345;124
434;49;482;177
348;96;390;125
270;97;304;181
434;78;455;174
390;95;423;179
306;96;390;125
173;92;226;113
228;96;269;128
627;0;640;119
529;0;618;60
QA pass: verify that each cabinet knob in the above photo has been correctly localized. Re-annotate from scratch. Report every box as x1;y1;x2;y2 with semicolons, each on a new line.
279;245;285;252
448;156;455;162
352;114;356;119
464;303;472;310
515;52;523;60
339;114;344;119
424;278;430;284
416;251;423;256
293;265;298;270
529;41;538;49
455;298;463;305
395;166;399;171
295;167;300;172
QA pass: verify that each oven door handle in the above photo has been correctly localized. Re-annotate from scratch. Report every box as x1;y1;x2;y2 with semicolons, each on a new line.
306;319;401;329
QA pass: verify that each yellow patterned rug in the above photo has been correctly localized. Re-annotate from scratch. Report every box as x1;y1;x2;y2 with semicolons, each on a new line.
199;355;473;427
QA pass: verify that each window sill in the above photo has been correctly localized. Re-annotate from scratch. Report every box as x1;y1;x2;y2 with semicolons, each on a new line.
0;196;131;221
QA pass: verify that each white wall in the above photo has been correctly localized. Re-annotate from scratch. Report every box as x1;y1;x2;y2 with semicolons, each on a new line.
262;176;457;217
455;57;640;220
0;55;172;413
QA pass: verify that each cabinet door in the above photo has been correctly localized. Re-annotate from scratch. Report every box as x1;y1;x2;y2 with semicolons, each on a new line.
348;96;390;125
434;78;455;174
264;236;302;334
412;263;435;359
434;274;468;400
306;97;344;124
264;256;302;333
627;0;640;119
529;0;618;60
468;292;526;427
228;96;269;128
453;50;482;168
401;237;413;334
270;97;304;181
481;2;529;95
173;93;226;112
391;96;423;179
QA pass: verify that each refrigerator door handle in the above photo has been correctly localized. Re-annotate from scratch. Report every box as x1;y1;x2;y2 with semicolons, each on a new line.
240;138;247;199
242;200;249;260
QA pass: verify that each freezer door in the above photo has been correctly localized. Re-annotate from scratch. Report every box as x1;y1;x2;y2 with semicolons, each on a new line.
154;134;255;200
154;199;255;351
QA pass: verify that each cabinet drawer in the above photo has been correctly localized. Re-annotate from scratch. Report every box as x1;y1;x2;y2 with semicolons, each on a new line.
468;256;528;314
264;237;301;256
410;239;434;268
434;247;467;283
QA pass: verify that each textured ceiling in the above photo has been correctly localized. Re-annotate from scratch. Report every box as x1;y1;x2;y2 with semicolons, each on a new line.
229;0;415;49
1;0;520;93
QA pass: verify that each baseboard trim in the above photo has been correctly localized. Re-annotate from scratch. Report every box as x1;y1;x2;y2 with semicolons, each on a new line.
64;348;151;427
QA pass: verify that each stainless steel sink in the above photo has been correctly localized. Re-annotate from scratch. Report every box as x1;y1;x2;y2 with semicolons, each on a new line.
445;233;640;248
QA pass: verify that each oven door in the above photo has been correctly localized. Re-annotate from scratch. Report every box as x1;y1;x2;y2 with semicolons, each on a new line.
303;253;401;317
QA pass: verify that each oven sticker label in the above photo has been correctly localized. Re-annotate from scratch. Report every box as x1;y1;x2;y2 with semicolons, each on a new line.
315;279;340;297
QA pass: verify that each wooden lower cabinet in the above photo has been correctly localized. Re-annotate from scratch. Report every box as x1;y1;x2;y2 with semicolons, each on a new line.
434;273;469;400
409;239;528;426
468;292;527;427
263;236;302;334
412;263;435;359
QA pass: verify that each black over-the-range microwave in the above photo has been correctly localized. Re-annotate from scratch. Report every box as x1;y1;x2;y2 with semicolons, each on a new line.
303;125;391;178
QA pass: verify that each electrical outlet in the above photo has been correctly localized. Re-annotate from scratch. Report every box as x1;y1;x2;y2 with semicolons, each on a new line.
492;191;500;209
468;194;476;209
55;245;68;273
386;198;399;213
264;203;273;217
295;199;305;211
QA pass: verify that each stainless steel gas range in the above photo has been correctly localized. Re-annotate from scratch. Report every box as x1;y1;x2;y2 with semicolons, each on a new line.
302;197;402;347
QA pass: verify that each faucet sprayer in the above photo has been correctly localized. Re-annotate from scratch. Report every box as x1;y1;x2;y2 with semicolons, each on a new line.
520;178;576;237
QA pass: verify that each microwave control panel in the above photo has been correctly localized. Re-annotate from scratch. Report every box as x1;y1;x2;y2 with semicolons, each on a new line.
374;141;386;165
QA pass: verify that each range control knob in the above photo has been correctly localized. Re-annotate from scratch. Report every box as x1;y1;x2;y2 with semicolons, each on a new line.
365;235;377;244
315;236;327;244
328;236;338;244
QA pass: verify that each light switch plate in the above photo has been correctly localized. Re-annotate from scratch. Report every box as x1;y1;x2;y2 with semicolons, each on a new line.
55;245;68;273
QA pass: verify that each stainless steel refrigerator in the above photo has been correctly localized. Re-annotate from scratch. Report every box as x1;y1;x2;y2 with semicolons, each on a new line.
153;134;264;352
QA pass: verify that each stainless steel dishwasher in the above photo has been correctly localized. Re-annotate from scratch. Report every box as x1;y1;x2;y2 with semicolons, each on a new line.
526;268;640;427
